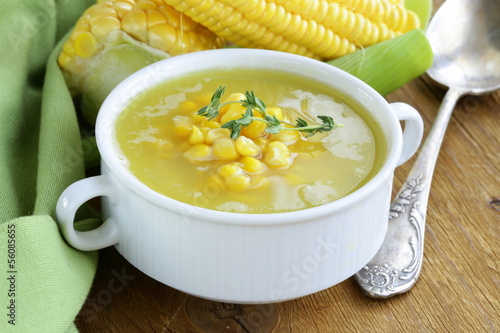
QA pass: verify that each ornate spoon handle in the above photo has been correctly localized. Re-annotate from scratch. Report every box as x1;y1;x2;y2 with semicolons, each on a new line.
354;88;464;298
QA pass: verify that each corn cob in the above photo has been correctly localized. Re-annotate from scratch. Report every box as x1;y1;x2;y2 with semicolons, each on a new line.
58;0;225;124
163;0;421;60
60;0;425;126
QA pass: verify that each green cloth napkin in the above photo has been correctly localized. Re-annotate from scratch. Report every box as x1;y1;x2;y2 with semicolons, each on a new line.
0;0;99;332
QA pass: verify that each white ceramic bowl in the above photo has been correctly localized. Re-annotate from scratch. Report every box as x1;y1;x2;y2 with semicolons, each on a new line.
56;49;423;304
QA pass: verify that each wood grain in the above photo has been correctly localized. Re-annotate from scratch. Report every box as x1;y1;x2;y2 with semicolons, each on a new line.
75;1;500;331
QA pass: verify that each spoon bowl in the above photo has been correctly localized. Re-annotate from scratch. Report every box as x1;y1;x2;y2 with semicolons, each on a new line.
427;0;500;94
355;0;500;298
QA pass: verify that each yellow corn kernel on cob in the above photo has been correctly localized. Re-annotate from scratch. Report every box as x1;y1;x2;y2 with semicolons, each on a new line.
163;0;420;60
59;0;225;124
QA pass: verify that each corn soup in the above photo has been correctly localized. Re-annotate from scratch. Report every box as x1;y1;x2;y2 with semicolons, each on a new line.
114;70;386;213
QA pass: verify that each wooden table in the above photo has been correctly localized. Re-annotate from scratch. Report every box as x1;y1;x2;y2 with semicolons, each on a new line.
75;2;500;331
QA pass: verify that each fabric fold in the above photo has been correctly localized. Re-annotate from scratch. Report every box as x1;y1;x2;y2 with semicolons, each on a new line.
0;1;99;332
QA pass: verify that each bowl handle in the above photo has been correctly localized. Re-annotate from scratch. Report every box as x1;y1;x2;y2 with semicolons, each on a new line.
390;102;424;166
56;175;120;251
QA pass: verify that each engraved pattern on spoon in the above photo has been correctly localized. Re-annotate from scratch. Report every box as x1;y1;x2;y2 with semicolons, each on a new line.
355;175;425;295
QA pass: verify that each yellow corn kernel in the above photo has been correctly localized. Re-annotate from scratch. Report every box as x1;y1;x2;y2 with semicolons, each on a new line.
212;137;239;160
163;0;420;60
136;1;157;11
199;126;212;135
113;1;134;19
69;23;90;45
173;115;193;136
268;141;289;152
91;16;121;39
241;120;267;139
204;128;231;144
88;7;117;24
264;141;291;168
220;103;246;124
225;173;251;191
62;40;77;57
147;8;168;28
218;162;243;177
253;137;269;152
191;112;206;123
200;119;222;129
147;23;179;52
179;100;198;113
122;9;148;42
184;144;212;161
269;129;300;145
240;156;265;173
58;53;72;69
235;136;260;156
188;125;205;145
266;106;284;120
219;93;245;115
73;32;98;58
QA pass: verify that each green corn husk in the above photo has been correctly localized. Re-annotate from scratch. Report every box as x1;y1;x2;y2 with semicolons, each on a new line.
328;29;433;96
69;31;169;125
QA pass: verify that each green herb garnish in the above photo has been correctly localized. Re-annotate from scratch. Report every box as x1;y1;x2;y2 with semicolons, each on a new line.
197;86;342;139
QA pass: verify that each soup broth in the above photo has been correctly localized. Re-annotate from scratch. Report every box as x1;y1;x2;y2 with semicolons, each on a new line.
114;70;386;213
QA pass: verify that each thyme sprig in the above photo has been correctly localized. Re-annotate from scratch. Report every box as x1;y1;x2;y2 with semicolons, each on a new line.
197;86;342;139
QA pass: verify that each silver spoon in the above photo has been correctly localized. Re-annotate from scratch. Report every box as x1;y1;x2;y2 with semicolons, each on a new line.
354;0;500;298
